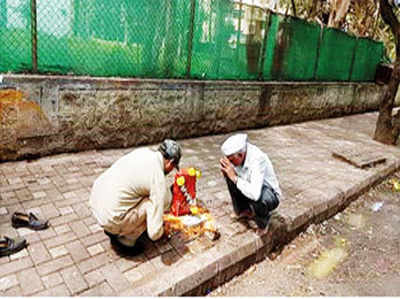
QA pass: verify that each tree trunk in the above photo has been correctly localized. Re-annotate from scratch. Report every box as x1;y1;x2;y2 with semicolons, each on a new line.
374;0;400;144
328;0;351;28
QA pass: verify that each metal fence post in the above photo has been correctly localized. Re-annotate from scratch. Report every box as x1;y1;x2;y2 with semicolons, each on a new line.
258;10;271;80
30;0;38;72
348;38;358;81
235;0;243;65
313;25;324;80
186;0;196;78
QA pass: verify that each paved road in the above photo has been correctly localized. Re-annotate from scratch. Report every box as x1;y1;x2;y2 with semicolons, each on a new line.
210;171;400;296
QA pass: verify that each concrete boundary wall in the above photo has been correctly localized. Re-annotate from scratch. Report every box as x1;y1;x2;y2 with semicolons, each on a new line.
0;74;384;161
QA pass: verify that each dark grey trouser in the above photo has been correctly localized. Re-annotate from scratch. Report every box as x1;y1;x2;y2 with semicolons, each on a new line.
225;177;279;228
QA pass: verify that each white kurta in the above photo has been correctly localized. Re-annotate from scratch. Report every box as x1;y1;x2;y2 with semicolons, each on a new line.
235;143;282;201
89;147;171;241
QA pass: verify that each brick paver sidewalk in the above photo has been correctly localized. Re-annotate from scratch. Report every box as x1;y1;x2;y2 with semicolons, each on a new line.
1;112;400;296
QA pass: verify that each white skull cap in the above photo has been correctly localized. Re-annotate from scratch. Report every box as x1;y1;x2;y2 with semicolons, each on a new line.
221;133;248;156
159;139;181;170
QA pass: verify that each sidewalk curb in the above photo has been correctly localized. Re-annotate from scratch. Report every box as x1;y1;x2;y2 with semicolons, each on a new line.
120;159;400;296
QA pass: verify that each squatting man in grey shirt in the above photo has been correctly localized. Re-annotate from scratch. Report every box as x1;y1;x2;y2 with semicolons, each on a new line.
219;133;281;231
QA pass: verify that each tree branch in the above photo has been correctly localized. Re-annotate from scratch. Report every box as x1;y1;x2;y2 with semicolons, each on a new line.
380;0;400;44
291;0;297;17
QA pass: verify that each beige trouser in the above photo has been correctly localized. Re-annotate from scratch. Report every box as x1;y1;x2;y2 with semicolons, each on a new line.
103;198;151;246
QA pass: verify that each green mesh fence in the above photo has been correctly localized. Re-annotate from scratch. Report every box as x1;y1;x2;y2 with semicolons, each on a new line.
190;0;267;80
0;0;385;82
262;14;321;81
350;38;384;82
0;0;32;72
35;0;192;78
315;27;357;81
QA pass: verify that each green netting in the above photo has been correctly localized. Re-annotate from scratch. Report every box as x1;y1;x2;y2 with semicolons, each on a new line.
0;0;32;72
0;0;385;82
315;27;357;81
36;0;191;78
262;13;279;80
190;0;266;80
350;38;384;82
262;15;321;81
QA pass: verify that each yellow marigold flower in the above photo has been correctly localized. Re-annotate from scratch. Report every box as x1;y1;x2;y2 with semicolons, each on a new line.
188;167;196;176
190;206;199;215
176;176;185;186
196;170;201;179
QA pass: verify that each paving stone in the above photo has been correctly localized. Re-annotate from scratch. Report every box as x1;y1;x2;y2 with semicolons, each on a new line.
54;197;82;208
21;198;52;209
83;216;97;226
28;242;52;265
36;255;74;276
69;220;91;238
41;272;63;288
39;203;60;219
67;177;79;184
0;274;18;291
44;231;77;249
80;281;114;296
142;241;161;259
24;232;41;244
38;177;51;185
9;248;29;260
73;202;92;218
59;183;82;193
159;248;182;266
87;244;104;256
0;257;33;277
49;245;68;259
1;285;23;296
89;223;102;233
50;212;79;227
0;191;16;200
44;188;63;201
84;269;106;288
124;267;144;284
32;191;46;199
8;177;23;185
81;231;108;247
59;206;74;215
65;240;90;263
61;265;89;295
35;283;71;296
77;252;109;274
17;268;44;296
0;207;8;215
17;267;44;295
0;255;10;265
99;263;131;293
16;227;35;237
37;227;57;240
54;224;72;235
114;254;147;273
135;259;157;278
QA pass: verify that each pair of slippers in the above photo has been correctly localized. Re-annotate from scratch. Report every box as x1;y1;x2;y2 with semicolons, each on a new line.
0;212;49;257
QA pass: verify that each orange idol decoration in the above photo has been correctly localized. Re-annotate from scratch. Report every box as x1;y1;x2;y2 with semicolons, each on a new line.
171;167;201;216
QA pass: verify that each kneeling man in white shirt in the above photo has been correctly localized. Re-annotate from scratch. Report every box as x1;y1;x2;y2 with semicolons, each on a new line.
220;133;281;229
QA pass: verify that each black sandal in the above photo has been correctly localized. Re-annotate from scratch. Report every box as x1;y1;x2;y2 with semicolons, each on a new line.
0;236;27;257
11;212;49;230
